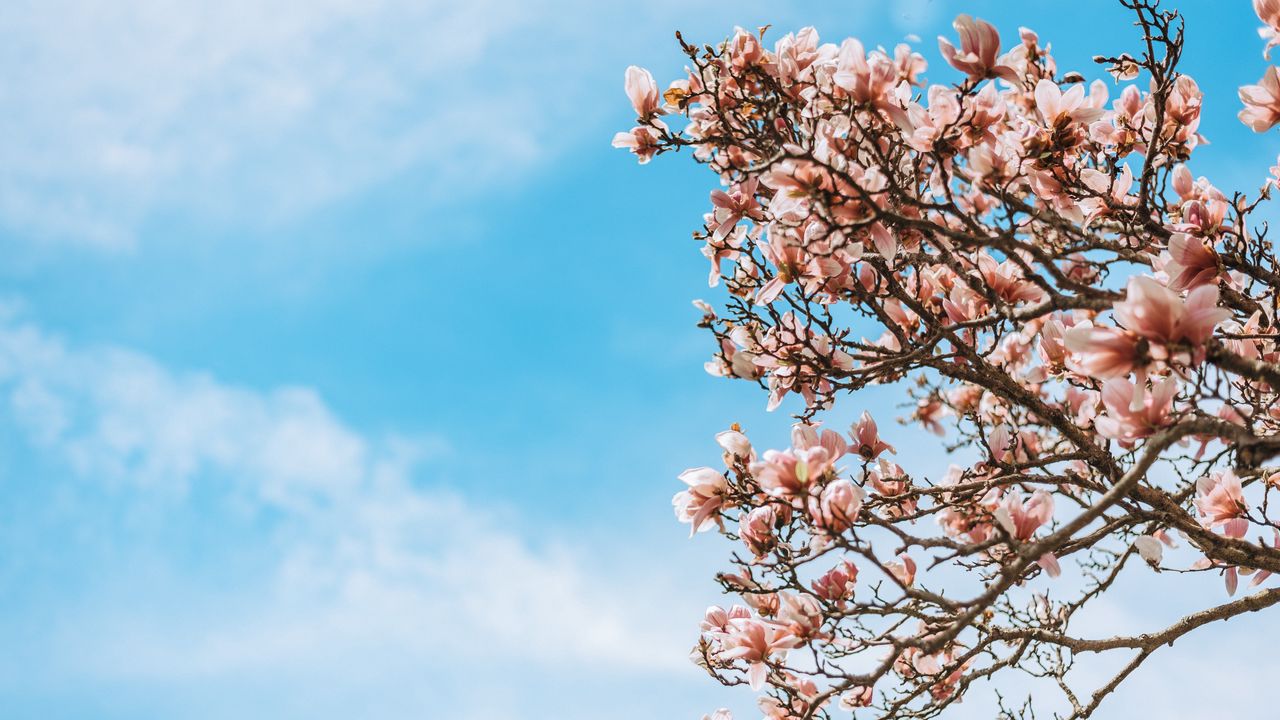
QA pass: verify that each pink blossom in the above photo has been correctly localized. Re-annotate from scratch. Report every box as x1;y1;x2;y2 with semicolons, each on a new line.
851;411;895;459
741;505;779;557
1063;322;1141;379
811;559;859;606
1239;66;1280;132
611;125;663;164
914;397;948;436
1093;377;1178;443
1194;470;1249;538
937;15;1018;81
709;178;763;239
810;478;865;533
977;253;1048;305
1112;276;1229;346
994;489;1054;541
777;592;824;639
839;687;876;710
1034;79;1106;128
791;423;849;459
716;429;754;462
1258;0;1280;58
701;604;752;634
1160;234;1219;292
720;617;802;690
833;38;905;120
624;65;661;118
674;467;729;535
751;447;833;501
886;553;917;587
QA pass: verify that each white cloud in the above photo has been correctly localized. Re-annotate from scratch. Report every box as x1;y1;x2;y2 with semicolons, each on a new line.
0;313;703;716
0;0;544;248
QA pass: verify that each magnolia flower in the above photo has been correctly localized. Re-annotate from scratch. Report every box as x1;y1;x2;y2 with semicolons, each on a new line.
1112;276;1229;346
674;467;728;535
740;506;779;558
611;125;663;164
1133;535;1165;565
839;686;876;710
886;553;917;587
716;429;754;460
752;443;838;502
624;65;661;118
792;423;849;459
1194;470;1249;538
702;711;733;720
708;178;763;239
851;411;895;459
1064;322;1140;380
914;397;948;436
1034;78;1106;128
810;478;865;533
937;15;1017;81
811;559;859;606
720;617;802;690
777;592;824;639
1093;377;1178;443
701;604;751;635
994;489;1054;541
1160;234;1219;291
1258;0;1280;59
1239;66;1280;132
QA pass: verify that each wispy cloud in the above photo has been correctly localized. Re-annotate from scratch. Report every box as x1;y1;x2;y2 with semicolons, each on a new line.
0;0;547;248
0;310;706;717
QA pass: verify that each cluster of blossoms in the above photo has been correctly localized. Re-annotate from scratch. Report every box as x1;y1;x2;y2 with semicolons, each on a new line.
623;2;1280;718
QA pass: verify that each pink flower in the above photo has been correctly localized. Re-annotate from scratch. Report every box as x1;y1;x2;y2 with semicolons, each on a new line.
701;711;733;720
740;505;779;557
886;553;917;587
708;178;763;239
994;489;1054;541
914;397;948;436
792;423;849;460
1112;276;1229;346
612;125;663;164
811;560;859;606
1064;322;1141;379
701;604;752;634
851;411;895;459
624;66;661;118
752;448;830;500
832;38;904;120
720;617;802;690
1257;0;1280;59
1093;377;1178;443
810;478;865;533
1160;234;1219;292
937;15;1018;81
674;467;728;536
977;253;1047;305
1034;79;1106;128
716;429;754;462
1195;470;1249;538
777;592;824;639
1239;66;1280;132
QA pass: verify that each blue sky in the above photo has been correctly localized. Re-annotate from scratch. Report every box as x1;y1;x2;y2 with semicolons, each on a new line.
0;1;1277;718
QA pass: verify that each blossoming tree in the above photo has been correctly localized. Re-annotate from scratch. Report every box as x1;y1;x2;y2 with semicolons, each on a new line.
616;1;1280;717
